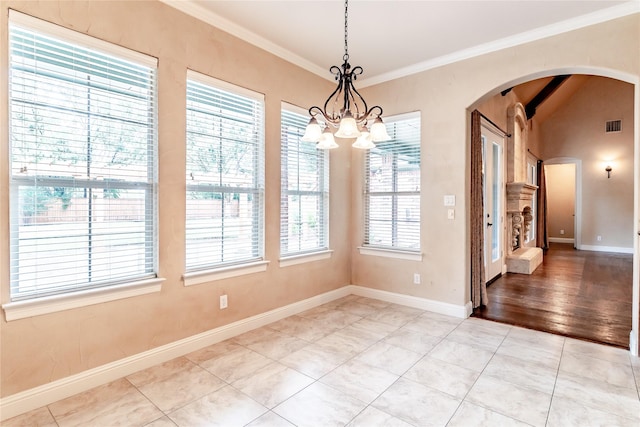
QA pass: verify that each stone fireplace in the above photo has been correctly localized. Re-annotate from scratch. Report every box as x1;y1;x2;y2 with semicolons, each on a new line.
504;104;543;274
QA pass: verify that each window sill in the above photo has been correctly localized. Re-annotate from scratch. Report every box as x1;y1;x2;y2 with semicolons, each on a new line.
357;246;423;261
279;250;333;268
2;278;165;321
183;260;270;286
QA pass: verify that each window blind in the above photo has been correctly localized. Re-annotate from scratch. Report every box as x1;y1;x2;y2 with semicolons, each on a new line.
280;104;329;256
364;113;421;250
9;15;158;301
185;71;265;271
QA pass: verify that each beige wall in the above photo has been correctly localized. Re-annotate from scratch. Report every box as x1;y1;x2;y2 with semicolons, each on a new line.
546;164;576;240
1;0;639;399
353;14;639;305
541;77;635;249
0;0;350;397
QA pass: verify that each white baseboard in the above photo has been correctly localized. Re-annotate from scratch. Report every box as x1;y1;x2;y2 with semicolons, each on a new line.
0;285;469;421
347;285;470;318
578;245;633;254
548;237;575;244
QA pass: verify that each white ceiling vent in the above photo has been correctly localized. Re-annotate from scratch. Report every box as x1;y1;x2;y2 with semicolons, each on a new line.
605;120;622;133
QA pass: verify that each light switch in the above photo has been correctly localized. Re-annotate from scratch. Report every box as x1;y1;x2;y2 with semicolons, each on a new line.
444;195;456;207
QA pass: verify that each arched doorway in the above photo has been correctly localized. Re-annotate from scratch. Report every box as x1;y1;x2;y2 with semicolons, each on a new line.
468;69;639;355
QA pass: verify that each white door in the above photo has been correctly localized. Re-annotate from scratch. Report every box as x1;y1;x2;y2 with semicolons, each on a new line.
482;122;504;282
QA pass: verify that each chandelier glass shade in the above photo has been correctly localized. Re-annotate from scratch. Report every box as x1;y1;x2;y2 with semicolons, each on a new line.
302;0;390;149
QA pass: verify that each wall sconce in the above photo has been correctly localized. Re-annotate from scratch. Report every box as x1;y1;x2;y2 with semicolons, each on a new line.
605;165;612;178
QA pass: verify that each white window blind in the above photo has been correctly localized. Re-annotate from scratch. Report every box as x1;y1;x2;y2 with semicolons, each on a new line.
8;14;158;301
185;71;265;271
364;113;421;250
280;104;329;257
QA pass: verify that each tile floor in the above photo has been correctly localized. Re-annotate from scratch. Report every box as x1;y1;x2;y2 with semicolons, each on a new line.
4;295;640;427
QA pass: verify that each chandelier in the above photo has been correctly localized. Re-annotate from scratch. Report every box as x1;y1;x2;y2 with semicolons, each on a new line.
302;0;390;149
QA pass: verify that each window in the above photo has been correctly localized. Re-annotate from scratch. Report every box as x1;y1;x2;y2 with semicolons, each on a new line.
8;12;158;302
280;104;329;257
526;154;538;244
185;71;265;272
364;113;421;251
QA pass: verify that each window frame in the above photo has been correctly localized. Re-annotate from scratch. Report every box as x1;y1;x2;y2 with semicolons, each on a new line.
183;70;266;285
361;112;422;259
3;11;162;320
279;103;330;264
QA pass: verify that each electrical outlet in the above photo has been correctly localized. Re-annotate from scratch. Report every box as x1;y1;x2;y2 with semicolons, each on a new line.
560;229;565;235
447;209;455;220
597;235;602;241
413;273;421;285
219;294;228;309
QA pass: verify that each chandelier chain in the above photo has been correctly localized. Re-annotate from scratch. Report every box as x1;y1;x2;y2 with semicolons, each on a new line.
343;0;349;62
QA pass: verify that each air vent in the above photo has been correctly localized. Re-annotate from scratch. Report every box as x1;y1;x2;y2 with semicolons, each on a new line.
605;120;622;133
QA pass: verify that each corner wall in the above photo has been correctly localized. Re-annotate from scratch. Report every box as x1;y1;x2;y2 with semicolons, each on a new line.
0;0;351;397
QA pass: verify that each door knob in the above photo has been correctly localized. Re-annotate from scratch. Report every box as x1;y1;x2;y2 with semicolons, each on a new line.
487;222;493;227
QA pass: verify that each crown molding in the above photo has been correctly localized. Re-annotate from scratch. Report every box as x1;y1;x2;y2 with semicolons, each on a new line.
160;0;640;88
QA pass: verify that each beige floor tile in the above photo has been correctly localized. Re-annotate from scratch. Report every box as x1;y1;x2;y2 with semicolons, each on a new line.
365;305;423;327
404;356;480;399
466;375;552;427
372;377;461;426
245;411;294;426
336;299;384;317
48;378;162;427
347;406;413;427
563;337;632;365
268;315;338;341
349;317;399;337
483;353;558;394
547;395;639;427
559;350;636;389
300;308;362;329
273;382;367;427
144;416;178;426
2;406;57;427
355;341;422;375
496;337;562;370
402;315;461;338
231;326;277;346
447;401;531;427
199;345;272;383
168;385;267;427
245;330;309;360
280;342;350;379
384;326;442;354
319;359;399;403
231;361;314;408
554;371;640;421
428;339;494;372
445;319;510;352
127;357;226;412
185;339;244;364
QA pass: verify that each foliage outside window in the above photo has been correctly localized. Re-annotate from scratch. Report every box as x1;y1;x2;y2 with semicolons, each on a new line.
280;104;329;257
8;14;158;301
364;113;421;251
185;71;265;271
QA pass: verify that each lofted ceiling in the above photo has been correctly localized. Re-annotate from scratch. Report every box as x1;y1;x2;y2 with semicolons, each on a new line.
162;0;639;87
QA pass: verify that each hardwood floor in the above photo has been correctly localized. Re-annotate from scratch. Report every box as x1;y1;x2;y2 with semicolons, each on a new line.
473;243;633;348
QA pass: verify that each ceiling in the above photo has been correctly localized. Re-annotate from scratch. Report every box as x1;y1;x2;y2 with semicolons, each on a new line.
162;0;639;87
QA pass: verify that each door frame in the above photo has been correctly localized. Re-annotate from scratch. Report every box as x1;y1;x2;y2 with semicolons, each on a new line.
481;119;506;283
544;158;582;250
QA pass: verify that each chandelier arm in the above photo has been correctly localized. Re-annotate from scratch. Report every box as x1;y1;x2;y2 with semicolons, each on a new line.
346;80;369;123
366;105;384;119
